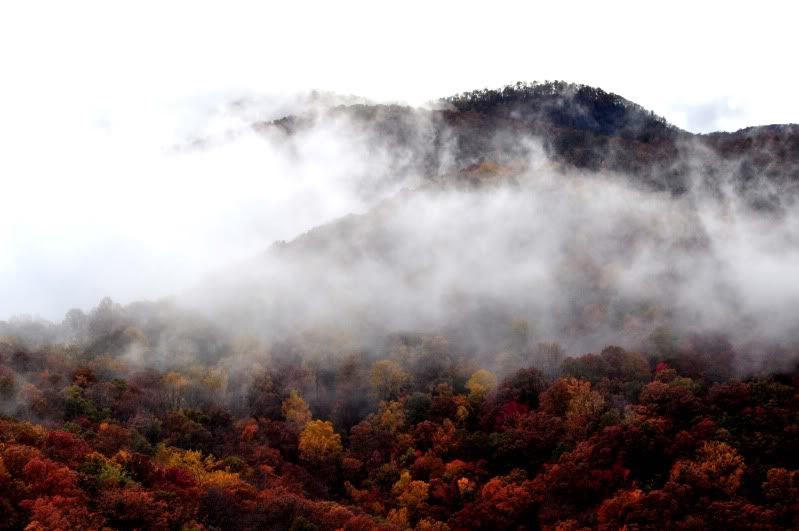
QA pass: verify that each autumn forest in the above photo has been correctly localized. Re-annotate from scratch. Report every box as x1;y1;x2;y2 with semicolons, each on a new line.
3;82;799;530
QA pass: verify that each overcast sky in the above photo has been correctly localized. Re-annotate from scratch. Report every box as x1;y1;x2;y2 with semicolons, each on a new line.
1;1;797;320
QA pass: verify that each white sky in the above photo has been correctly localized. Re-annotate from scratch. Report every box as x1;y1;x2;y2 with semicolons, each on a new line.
1;0;797;319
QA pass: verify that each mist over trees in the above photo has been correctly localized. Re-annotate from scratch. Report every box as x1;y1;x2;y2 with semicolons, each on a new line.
2;327;798;529
2;81;799;529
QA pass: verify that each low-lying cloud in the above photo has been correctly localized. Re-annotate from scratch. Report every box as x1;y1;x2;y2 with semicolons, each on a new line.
3;95;799;376
0;93;429;319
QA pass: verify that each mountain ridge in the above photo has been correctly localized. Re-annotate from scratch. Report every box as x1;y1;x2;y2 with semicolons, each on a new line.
251;81;799;198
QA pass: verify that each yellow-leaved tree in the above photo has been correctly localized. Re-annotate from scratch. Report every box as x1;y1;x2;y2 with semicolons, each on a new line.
466;369;497;402
154;444;243;489
281;390;312;429
298;420;343;464
374;400;405;434
392;469;430;510
370;360;410;401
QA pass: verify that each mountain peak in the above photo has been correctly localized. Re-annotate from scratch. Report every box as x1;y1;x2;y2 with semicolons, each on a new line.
442;80;681;141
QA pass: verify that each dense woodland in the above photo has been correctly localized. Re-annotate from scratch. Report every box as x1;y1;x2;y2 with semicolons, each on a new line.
1;299;798;530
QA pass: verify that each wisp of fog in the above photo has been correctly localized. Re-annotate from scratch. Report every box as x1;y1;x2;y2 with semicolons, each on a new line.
3;93;799;375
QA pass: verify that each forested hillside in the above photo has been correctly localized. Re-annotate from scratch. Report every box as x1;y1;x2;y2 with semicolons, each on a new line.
2;315;798;529
2;82;799;530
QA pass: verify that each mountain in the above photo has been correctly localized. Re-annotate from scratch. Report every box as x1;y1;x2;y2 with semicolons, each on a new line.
442;81;680;140
3;82;799;531
179;82;799;362
255;81;799;203
7;81;799;359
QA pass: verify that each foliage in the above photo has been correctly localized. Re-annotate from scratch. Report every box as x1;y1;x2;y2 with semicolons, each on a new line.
466;369;497;403
0;331;797;529
298;420;343;464
282;390;312;429
371;360;410;401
